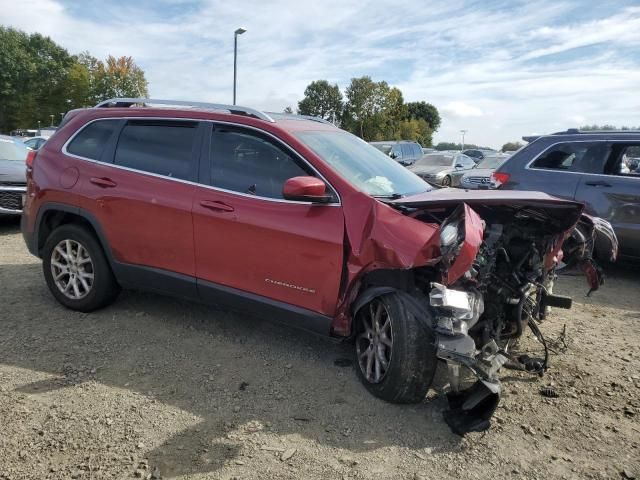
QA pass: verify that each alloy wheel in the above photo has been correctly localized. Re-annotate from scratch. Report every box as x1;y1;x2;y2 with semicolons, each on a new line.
50;239;94;300
356;298;393;384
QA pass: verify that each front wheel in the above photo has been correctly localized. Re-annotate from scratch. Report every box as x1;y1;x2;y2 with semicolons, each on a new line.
354;293;437;403
441;175;452;187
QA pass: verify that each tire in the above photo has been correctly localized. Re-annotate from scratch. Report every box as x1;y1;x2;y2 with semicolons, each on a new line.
441;175;451;187
354;293;437;403
42;223;120;312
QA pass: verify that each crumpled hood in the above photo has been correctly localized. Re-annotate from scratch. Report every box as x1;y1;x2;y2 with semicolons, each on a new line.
0;160;27;184
393;188;585;234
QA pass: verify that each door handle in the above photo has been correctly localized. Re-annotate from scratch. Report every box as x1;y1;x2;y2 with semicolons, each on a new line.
585;180;611;187
199;200;235;212
90;177;117;188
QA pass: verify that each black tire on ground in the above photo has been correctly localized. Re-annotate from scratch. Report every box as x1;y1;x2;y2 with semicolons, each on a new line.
42;223;120;312
354;292;437;404
442;175;451;187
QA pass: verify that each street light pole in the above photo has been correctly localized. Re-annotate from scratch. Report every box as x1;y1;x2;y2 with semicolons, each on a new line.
460;130;467;151
233;27;247;105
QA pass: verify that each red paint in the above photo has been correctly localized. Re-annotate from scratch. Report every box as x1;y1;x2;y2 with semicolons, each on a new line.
282;176;328;200
20;105;598;339
443;204;484;285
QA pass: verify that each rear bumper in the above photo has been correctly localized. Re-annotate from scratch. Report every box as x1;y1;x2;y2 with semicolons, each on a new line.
20;202;38;257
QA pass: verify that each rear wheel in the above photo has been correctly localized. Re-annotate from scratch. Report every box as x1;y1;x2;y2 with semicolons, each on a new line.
442;175;452;187
354;293;437;403
42;224;120;311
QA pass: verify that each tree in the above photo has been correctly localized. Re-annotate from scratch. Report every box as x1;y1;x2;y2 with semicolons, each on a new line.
580;124;639;131
406;101;441;131
297;80;343;122
341;77;406;140
501;141;523;152
283;106;294;114
92;55;148;102
0;27;149;132
0;27;74;132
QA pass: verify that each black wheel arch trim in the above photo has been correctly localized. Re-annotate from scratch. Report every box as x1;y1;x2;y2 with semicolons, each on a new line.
31;202;116;265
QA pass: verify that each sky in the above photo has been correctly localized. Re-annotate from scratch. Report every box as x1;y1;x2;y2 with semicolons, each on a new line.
2;0;640;148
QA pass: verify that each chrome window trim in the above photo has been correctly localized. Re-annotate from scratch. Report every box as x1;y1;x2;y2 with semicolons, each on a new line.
61;116;342;206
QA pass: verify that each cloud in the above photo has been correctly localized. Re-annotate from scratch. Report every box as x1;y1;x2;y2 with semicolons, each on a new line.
442;102;484;118
2;0;640;148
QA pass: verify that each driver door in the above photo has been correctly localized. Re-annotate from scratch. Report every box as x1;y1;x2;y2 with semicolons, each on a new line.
192;123;345;318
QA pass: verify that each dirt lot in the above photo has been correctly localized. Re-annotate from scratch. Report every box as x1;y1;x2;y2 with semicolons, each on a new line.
0;216;638;480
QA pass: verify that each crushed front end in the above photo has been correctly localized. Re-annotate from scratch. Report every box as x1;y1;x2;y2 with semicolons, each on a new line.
401;196;617;434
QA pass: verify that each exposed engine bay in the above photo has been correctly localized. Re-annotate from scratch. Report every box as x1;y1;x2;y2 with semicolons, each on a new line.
397;197;618;434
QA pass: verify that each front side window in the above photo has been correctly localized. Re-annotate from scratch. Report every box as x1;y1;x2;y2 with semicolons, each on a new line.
531;142;609;174
210;127;310;199
114;120;197;180
66;119;120;161
295;130;430;198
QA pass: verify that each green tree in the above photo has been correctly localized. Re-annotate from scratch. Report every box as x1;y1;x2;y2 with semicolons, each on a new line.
501;141;523;152
342;77;406;141
406;101;441;131
0;28;149;132
283;106;294;114
0;27;74;132
92;55;148;102
297;80;343;122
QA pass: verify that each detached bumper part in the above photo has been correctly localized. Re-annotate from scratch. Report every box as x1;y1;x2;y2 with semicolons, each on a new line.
430;283;506;435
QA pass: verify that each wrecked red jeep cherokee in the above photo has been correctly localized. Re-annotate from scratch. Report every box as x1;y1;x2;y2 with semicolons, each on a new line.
21;99;618;434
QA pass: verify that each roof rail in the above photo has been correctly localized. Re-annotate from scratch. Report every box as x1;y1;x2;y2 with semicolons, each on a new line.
95;98;275;123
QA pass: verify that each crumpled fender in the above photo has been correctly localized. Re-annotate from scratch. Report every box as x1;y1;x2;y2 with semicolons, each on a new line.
331;191;440;335
443;204;484;285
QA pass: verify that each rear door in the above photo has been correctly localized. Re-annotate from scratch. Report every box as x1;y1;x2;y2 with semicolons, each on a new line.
192;123;345;317
517;141;610;200
574;141;640;257
77;118;202;286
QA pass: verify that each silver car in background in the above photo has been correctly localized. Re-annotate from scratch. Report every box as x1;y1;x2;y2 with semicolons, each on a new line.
459;154;509;189
0;135;28;215
407;151;476;186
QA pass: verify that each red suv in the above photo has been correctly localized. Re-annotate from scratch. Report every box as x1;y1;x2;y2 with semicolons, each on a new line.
21;98;616;434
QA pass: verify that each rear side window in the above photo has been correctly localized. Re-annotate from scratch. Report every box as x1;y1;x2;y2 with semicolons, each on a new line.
114;120;197;180
210;126;310;199
412;144;422;157
531;142;609;174
66;119;120;160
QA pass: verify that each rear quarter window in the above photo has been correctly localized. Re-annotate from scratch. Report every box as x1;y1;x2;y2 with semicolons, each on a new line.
66;119;120;161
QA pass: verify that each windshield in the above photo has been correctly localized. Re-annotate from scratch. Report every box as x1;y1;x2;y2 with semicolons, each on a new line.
0;138;28;161
415;154;453;167
476;156;506;169
295;131;430;197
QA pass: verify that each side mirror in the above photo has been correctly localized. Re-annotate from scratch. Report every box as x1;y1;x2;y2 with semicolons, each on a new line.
283;176;332;203
455;164;464;169
389;152;398;159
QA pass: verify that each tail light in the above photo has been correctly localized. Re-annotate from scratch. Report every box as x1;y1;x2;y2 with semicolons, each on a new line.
26;150;37;170
491;172;510;188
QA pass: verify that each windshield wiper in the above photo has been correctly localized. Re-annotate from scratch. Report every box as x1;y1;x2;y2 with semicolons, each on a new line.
372;193;404;200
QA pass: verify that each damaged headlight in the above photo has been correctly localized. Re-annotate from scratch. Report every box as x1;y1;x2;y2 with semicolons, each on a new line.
429;282;484;336
440;222;459;248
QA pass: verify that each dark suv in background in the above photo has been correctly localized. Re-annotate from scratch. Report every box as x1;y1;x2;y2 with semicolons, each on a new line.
369;140;423;166
492;129;639;259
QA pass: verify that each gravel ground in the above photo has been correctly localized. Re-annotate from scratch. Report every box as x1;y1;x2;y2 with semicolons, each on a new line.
0;215;638;480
